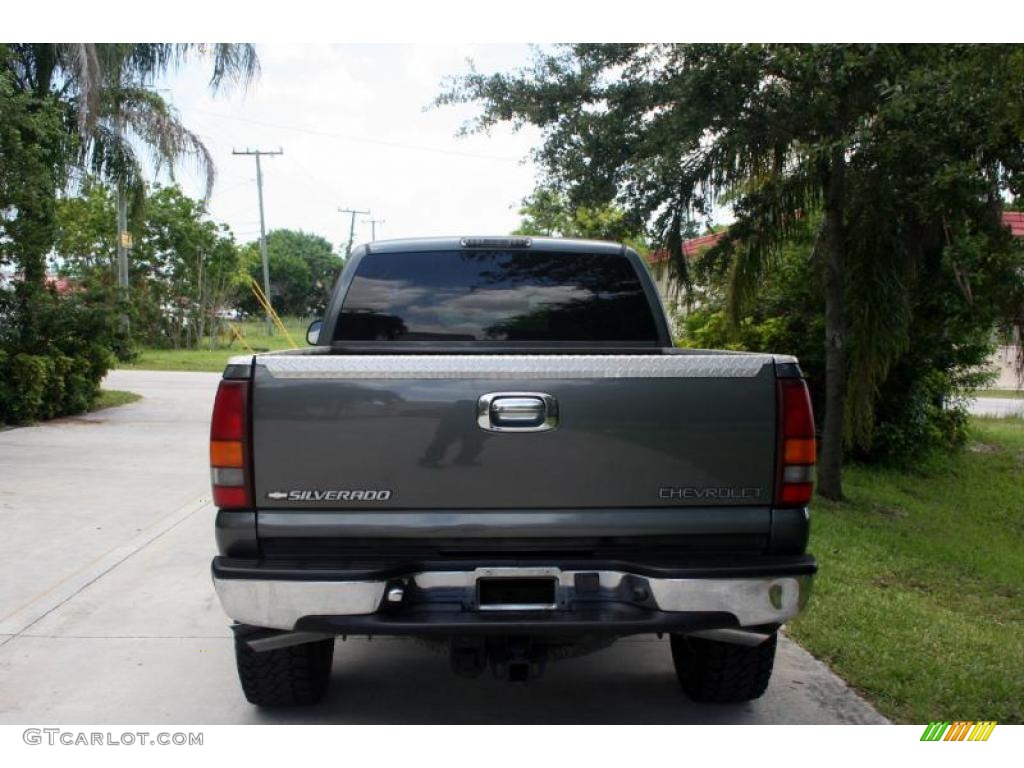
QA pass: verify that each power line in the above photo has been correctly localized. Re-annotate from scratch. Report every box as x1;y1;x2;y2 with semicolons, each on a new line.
283;154;349;201
196;109;522;163
233;147;283;334
211;178;257;198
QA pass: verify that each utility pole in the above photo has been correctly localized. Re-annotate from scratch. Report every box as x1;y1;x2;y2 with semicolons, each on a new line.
364;218;385;242
234;147;283;334
116;190;129;288
338;207;371;259
115;111;132;333
116;86;170;311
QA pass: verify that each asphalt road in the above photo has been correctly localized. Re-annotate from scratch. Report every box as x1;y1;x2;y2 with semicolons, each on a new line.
0;369;886;724
968;396;1024;418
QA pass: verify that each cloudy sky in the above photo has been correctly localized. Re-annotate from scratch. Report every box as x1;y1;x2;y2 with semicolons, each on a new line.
157;44;544;252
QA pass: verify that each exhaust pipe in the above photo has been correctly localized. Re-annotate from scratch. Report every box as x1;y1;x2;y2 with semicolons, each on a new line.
241;629;333;652
688;628;773;647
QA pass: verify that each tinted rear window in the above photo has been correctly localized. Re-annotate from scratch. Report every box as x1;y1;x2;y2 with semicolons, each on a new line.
334;250;659;342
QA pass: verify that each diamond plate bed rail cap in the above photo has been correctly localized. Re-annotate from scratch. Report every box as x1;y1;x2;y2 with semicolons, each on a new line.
258;354;778;380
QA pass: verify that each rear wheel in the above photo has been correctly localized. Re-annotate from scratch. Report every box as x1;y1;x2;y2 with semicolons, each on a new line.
670;632;777;703
234;631;335;707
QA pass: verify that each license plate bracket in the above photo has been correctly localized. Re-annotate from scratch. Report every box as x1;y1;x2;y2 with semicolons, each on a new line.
477;577;557;611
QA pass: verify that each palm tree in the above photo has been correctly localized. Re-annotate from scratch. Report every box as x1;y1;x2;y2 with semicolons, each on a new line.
4;43;259;286
90;45;259;207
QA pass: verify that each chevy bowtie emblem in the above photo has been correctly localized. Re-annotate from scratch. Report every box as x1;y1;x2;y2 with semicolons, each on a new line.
266;491;288;500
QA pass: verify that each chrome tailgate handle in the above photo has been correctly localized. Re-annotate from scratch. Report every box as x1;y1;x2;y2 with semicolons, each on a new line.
477;392;558;432
492;397;544;422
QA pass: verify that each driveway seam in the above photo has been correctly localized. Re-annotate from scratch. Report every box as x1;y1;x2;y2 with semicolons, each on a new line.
0;499;209;645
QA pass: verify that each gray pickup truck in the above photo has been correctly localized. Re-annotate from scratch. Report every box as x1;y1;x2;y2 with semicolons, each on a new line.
209;236;817;707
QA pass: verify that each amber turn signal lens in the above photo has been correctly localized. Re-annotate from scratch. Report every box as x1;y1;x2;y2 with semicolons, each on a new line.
784;438;817;465
210;439;244;468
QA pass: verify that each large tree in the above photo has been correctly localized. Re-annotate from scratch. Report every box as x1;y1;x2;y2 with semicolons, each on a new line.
440;44;1024;499
240;229;342;317
54;181;245;348
3;43;257;294
513;184;649;252
0;51;69;272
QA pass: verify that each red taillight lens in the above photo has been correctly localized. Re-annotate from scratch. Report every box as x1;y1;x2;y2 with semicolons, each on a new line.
781;378;815;437
213;485;250;509
211;380;246;441
775;378;816;507
210;379;251;509
780;482;814;505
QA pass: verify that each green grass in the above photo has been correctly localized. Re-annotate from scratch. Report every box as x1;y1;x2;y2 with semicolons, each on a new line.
120;316;312;373
788;417;1024;723
970;389;1024;400
93;389;143;410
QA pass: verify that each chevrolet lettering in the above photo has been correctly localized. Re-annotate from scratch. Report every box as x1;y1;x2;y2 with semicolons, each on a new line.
659;487;763;501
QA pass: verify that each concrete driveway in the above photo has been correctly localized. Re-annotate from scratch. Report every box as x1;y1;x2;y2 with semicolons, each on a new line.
0;369;885;724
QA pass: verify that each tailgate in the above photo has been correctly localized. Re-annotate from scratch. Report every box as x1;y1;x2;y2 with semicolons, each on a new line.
250;354;778;510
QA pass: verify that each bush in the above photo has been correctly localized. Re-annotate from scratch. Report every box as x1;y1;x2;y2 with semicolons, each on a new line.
870;369;971;461
0;284;117;425
0;351;46;423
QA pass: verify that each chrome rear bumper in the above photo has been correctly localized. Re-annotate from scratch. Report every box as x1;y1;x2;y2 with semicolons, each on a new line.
212;563;813;633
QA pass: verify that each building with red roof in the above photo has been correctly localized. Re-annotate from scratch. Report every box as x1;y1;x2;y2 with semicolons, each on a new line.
647;231;725;267
44;274;77;295
649;212;1023;273
1003;210;1024;238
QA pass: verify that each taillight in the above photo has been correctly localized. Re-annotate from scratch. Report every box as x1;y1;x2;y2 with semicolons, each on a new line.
775;377;816;506
210;379;252;509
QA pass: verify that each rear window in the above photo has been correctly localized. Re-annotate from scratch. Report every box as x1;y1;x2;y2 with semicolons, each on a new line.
334;250;659;343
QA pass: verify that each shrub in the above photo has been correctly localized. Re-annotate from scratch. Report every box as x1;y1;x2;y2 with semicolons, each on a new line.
0;351;46;423
870;369;971;462
0;284;117;425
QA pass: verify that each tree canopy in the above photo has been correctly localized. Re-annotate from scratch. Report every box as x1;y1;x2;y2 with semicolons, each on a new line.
512;184;649;253
6;44;258;212
240;229;342;317
54;181;243;348
3;44;258;284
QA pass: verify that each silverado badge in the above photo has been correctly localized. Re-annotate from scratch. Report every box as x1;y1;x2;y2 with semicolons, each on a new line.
266;489;393;502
